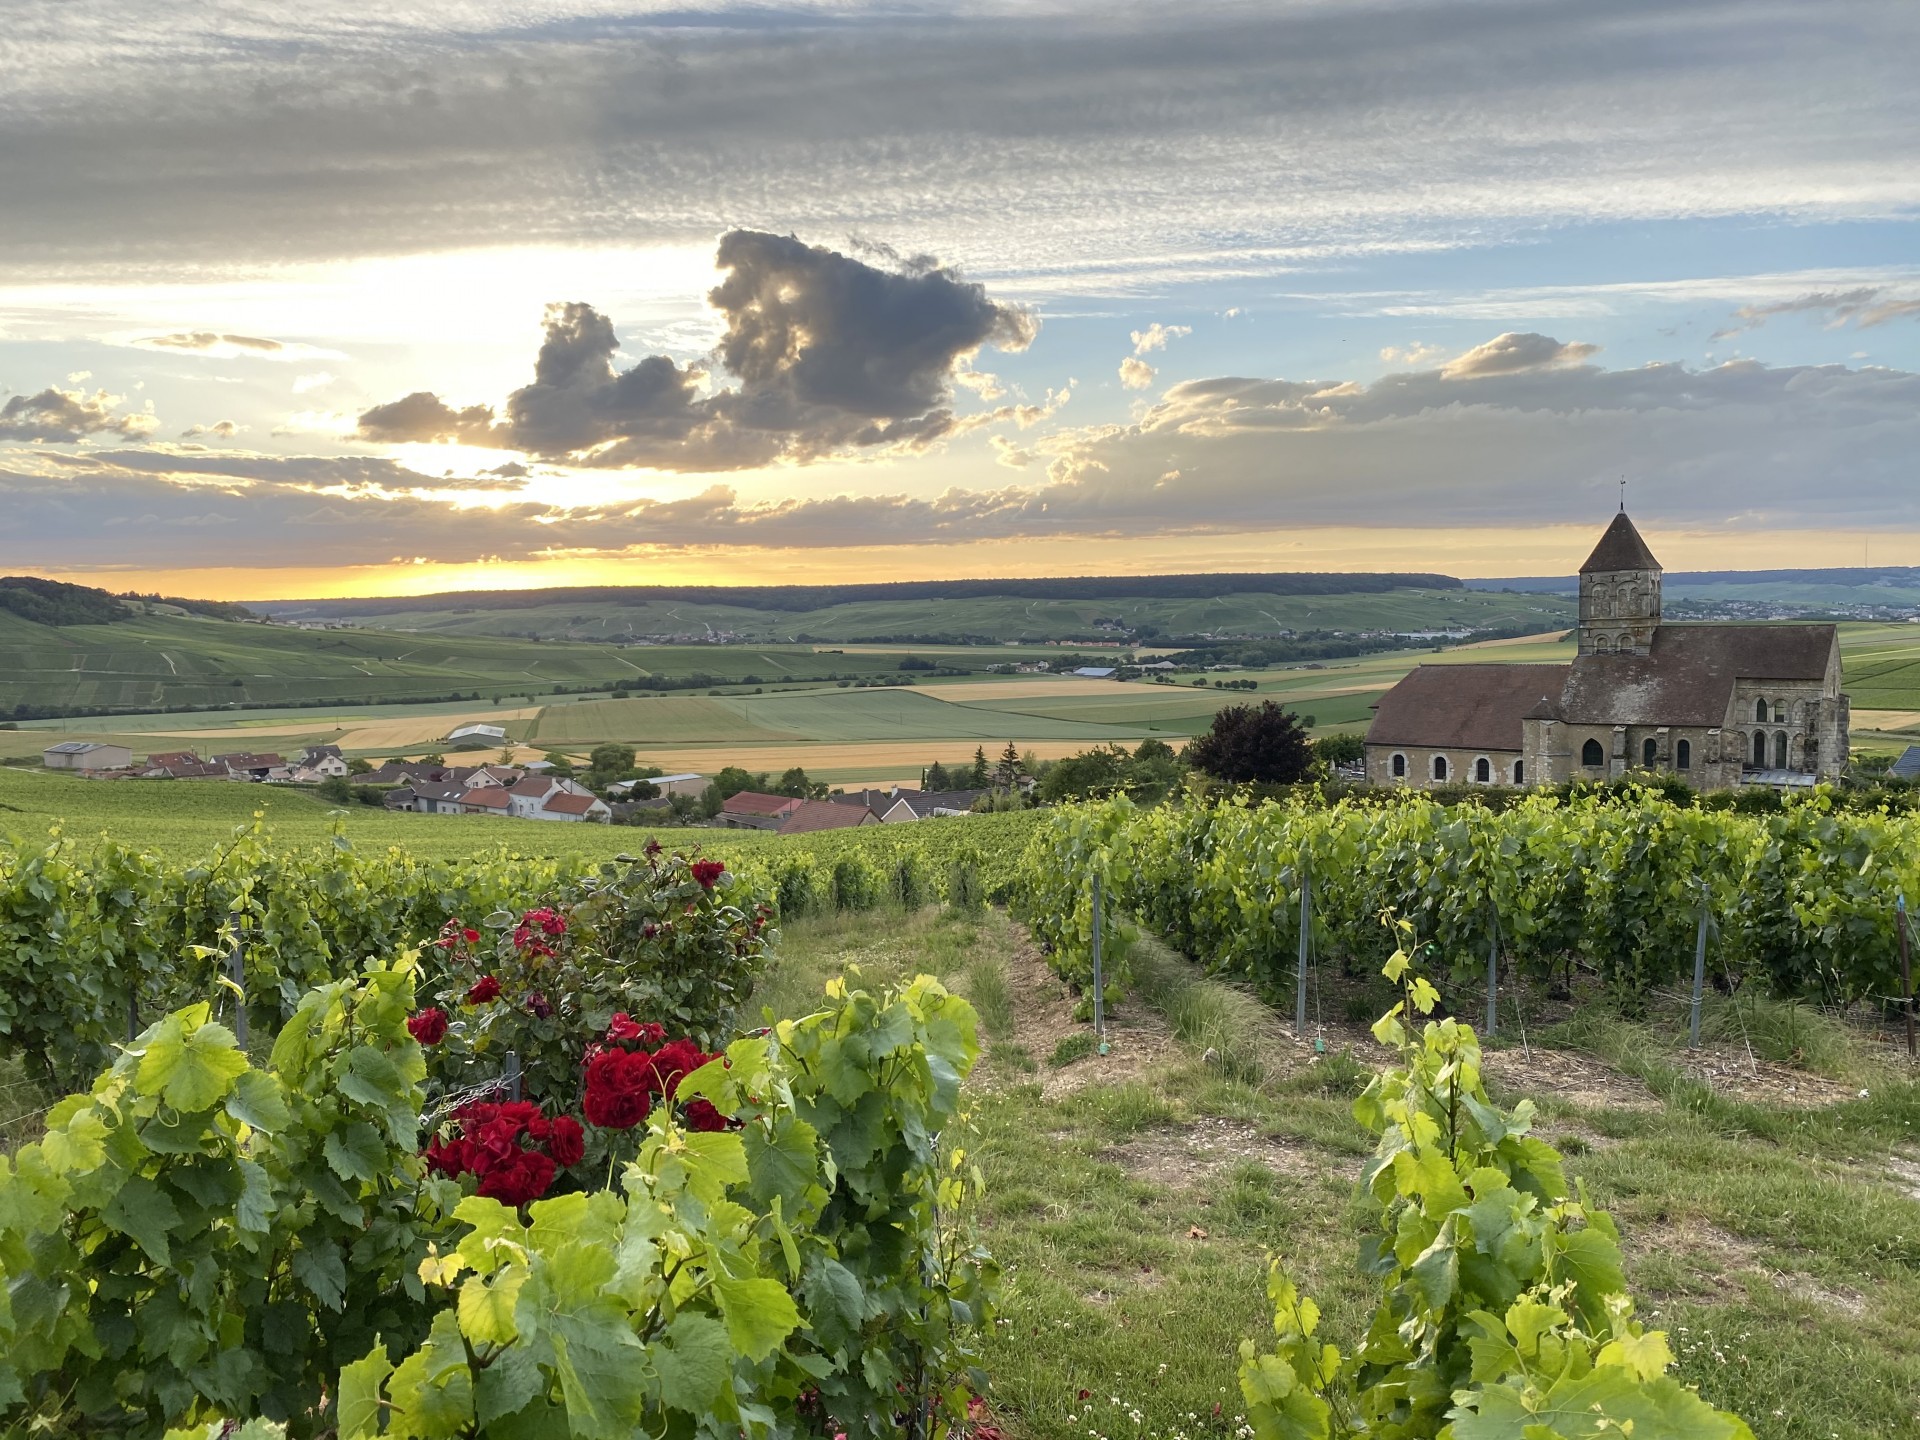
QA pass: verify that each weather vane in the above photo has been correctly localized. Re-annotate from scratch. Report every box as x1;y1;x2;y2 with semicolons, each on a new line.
1619;476;1626;512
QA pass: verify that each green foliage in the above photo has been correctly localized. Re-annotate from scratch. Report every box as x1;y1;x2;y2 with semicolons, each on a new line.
1236;931;1755;1440
0;961;442;1435
1187;700;1314;785
831;854;884;912
1009;798;1139;998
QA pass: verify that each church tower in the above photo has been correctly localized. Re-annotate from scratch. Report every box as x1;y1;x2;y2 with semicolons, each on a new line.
1577;510;1661;656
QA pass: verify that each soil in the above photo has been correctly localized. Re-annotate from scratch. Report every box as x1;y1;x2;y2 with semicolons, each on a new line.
1482;1046;1662;1111
1667;1045;1863;1107
991;927;1179;1099
1097;1116;1360;1191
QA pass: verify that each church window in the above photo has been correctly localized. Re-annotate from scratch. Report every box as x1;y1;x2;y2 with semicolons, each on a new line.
1642;737;1657;767
1391;752;1406;778
1433;755;1448;781
1754;698;1768;723
1513;760;1525;784
1581;738;1604;767
1593;636;1610;654
1676;739;1691;770
1752;730;1767;767
1475;757;1490;783
1775;731;1788;768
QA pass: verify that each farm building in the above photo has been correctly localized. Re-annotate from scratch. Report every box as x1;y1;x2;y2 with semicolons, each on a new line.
1364;511;1851;791
42;741;133;771
446;723;507;749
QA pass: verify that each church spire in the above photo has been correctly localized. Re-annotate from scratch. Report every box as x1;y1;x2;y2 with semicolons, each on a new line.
1577;511;1661;657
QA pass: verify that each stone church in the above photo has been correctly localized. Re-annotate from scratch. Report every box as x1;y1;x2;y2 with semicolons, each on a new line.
1363;511;1851;789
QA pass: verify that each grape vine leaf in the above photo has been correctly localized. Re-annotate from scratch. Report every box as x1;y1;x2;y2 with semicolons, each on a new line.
712;1274;802;1361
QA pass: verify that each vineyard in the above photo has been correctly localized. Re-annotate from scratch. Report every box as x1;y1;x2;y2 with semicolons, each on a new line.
1014;788;1920;1015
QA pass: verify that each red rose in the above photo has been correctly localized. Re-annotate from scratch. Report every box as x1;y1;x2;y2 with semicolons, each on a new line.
583;1048;655;1129
690;859;726;890
423;1136;475;1178
683;1098;730;1133
546;1116;585;1167
406;1008;449;1045
463;927;481;944
527;991;553;1019
649;1038;712;1099
465;975;502;1004
477;1149;556;1208
607;1012;642;1042
644;838;663;858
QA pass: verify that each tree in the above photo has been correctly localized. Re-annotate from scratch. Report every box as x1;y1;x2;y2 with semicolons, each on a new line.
710;766;765;800
925;760;953;791
777;766;823;799
347;757;373;775
540;750;574;778
316;775;353;804
1312;732;1367;773
1186;700;1312;784
589;743;636;775
993;741;1023;791
968;746;990;788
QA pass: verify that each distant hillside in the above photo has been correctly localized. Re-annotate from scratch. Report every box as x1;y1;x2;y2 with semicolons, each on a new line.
258;571;1465;619
0;576;130;627
1466;565;1920;615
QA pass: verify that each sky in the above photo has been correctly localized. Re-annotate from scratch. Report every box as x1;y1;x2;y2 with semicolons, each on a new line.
3;0;1918;602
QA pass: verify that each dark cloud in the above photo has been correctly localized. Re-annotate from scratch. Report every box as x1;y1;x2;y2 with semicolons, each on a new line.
0;385;156;442
1713;287;1920;338
357;230;1034;470
136;332;285;353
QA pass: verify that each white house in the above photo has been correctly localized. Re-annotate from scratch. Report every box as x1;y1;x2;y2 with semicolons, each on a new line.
42;741;133;771
538;792;611;823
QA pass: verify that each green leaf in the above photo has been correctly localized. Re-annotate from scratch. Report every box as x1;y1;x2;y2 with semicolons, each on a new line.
745;1112;819;1211
236;1157;274;1233
550;1320;648;1440
138;1011;249;1113
293;1240;347;1310
337;1341;394;1440
712;1274;802;1361
457;1270;527;1347
652;1311;733;1412
224;1070;291;1133
474;1343;544;1428
324;1121;388;1185
102;1173;180;1266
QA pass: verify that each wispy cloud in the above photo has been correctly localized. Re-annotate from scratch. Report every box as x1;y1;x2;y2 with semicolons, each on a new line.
1712;286;1920;338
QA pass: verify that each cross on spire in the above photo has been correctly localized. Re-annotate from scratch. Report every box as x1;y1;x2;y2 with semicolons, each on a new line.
1619;476;1626;512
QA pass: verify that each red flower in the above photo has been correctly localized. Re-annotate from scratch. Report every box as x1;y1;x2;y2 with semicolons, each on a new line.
683;1098;730;1133
527;991;553;1019
476;1149;556;1207
644;838;663;858
406;1008;449;1045
463;926;481;944
583;1048;655;1129
607;1011;643;1042
650;1038;713;1099
547;1116;585;1167
465;975;502;1004
690;859;726;890
423;1136;475;1178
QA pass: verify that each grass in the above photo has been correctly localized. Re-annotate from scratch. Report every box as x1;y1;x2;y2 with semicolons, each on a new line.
753;907;1920;1440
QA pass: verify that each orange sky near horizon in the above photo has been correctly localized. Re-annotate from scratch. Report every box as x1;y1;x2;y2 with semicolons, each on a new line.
43;525;1920;603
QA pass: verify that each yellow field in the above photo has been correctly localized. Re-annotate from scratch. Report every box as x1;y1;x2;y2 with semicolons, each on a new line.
1852;709;1920;733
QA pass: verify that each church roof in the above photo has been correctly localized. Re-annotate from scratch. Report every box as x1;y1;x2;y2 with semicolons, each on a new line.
1554;623;1837;727
1580;511;1661;574
1366;664;1571;752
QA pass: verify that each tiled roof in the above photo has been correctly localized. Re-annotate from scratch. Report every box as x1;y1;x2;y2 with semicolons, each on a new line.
543;793;598;815
1890;746;1920;779
1367;665;1573;751
1579;511;1661;573
776;799;876;834
1554;624;1836;727
722;791;801;816
892;789;987;817
216;752;286;768
831;787;900;808
508;778;558;797
146;751;200;767
410;780;468;801
463;788;513;809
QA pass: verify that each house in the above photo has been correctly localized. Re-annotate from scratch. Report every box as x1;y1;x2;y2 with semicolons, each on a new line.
830;787;898;810
144;750;201;773
383;785;418;811
298;745;349;776
719;791;804;830
464;765;522;788
1890;746;1920;781
447;723;507;749
877;789;987;822
1072;667;1118;679
609;772;704;799
349;763;415;786
539;792;611;823
43;741;133;771
1364;511;1850;790
506;777;563;818
460;788;514;816
776;799;880;835
407;779;470;814
215;752;287;781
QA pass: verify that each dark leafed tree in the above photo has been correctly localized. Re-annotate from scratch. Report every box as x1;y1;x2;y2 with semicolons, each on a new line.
969;746;991;787
925;760;953;790
1186;700;1313;784
993;741;1023;790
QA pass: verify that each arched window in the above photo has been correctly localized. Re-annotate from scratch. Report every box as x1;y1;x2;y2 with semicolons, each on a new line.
1752;730;1767;766
1754;698;1768;723
1775;731;1788;768
1513;760;1525;784
1391;752;1406;778
1581;738;1604;767
1433;755;1448;781
1591;636;1608;654
1642;737;1657;767
1475;757;1490;783
1676;739;1691;770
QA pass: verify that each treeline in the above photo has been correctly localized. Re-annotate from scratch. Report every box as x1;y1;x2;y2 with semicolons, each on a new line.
2;688;495;724
258;569;1466;619
0;575;256;627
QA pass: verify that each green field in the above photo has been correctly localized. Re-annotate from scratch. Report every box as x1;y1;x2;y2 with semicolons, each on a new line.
260;587;1580;645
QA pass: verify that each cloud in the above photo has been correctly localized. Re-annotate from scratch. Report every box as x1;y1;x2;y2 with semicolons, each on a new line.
1439;332;1599;379
357;230;1035;470
180;419;240;439
1380;343;1444;367
292;372;335;395
1117;357;1157;390
124;332;345;362
1713;286;1920;338
1130;323;1191;355
0;384;157;442
10;342;1920;573
1;3;1914;289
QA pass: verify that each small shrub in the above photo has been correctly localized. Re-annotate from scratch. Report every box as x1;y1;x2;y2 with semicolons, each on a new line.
1049;1031;1097;1067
